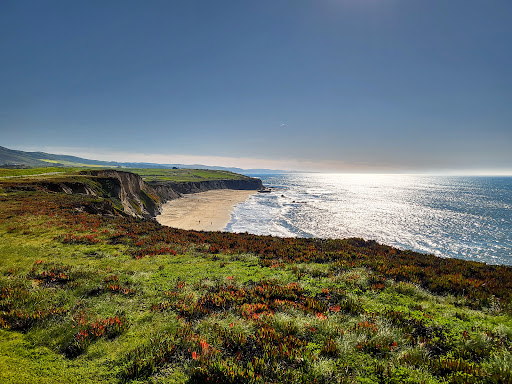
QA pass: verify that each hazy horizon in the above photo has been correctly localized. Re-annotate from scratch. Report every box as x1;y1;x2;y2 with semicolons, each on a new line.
7;144;510;176
2;1;511;174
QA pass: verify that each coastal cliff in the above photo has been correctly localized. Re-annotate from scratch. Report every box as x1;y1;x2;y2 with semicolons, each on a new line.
149;178;263;195
1;169;263;219
81;170;262;218
79;170;162;218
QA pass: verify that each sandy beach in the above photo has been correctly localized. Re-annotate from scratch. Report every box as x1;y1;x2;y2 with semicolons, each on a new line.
156;189;257;231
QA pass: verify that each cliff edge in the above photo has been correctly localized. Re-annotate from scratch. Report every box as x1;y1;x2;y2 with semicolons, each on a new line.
1;169;263;219
148;177;263;195
79;170;163;218
86;170;263;218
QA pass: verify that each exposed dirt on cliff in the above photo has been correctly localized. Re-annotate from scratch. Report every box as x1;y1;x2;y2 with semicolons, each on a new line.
1;170;264;220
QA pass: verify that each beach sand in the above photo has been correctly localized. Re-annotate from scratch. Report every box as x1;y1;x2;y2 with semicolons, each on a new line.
156;190;257;231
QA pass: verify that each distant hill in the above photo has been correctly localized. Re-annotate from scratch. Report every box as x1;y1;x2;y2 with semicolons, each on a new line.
0;146;286;174
0;146;51;167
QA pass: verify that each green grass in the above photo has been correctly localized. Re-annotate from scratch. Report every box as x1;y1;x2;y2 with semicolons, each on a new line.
1;183;511;383
122;168;251;182
0;167;72;177
0;167;251;183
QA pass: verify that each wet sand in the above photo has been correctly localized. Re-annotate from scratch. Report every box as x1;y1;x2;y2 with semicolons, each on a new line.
156;190;257;231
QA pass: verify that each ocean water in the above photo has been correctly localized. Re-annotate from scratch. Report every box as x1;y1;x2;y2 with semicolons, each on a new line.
226;174;512;266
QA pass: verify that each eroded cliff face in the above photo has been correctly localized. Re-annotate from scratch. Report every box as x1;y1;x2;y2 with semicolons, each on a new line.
80;170;162;218
81;171;263;218
150;184;181;202
3;170;263;219
40;181;97;196
148;178;264;195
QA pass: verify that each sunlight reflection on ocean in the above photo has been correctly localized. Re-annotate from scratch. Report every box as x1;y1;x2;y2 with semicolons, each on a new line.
226;174;512;265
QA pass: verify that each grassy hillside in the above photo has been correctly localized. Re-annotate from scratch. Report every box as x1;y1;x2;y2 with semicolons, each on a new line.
40;159;109;168
0;146;277;174
0;146;51;167
0;146;121;168
0;167;250;183
0;167;70;177
123;168;253;183
1;180;512;383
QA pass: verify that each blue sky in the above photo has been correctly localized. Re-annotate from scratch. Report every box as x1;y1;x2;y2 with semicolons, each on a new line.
1;0;511;173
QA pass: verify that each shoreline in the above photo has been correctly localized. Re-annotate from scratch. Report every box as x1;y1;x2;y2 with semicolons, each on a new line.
156;189;257;231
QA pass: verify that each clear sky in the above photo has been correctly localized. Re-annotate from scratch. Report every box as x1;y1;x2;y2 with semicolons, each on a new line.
1;0;511;173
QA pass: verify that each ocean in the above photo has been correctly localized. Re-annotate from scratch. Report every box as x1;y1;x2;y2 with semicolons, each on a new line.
226;174;512;266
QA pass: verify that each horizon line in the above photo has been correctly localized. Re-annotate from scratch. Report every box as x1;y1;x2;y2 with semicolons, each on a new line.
8;144;512;176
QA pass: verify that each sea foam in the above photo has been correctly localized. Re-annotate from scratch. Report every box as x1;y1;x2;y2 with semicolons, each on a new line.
226;174;512;265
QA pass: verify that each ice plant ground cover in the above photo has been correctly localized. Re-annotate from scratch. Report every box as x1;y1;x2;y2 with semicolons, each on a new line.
1;183;512;383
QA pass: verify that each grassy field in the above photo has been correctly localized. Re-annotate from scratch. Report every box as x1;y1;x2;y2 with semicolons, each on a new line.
122;168;252;183
0;167;73;177
0;167;250;183
1;179;512;383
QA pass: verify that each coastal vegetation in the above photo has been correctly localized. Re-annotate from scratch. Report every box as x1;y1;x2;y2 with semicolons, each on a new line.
1;171;512;383
0;167;73;177
121;168;255;183
0;167;251;183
